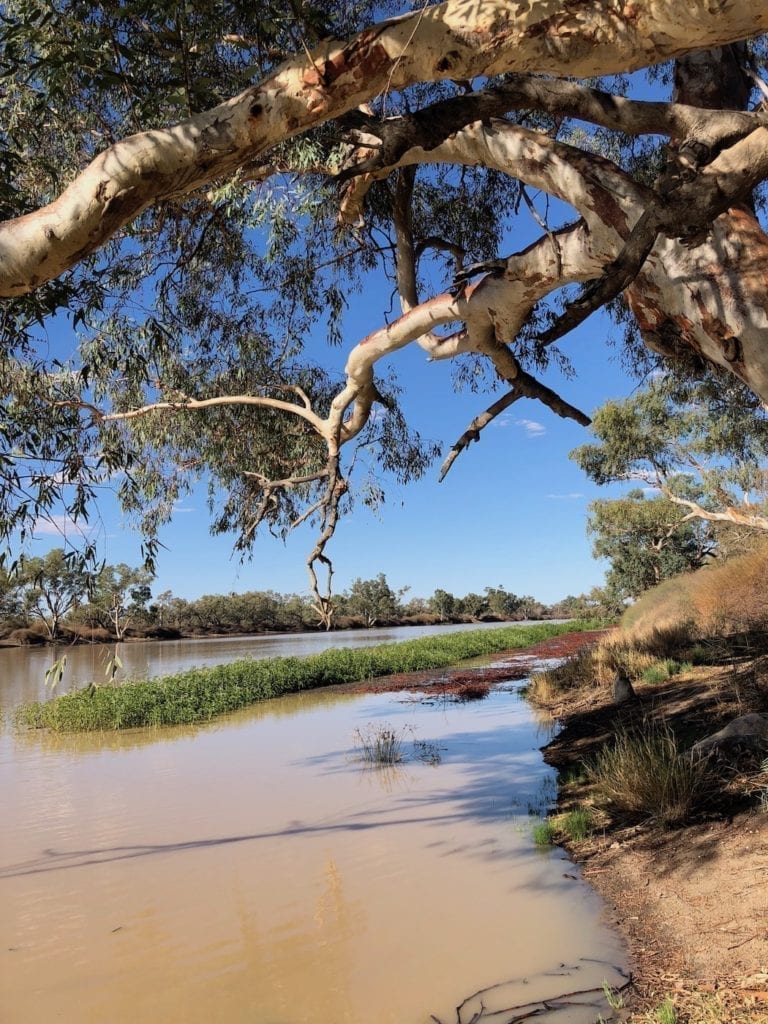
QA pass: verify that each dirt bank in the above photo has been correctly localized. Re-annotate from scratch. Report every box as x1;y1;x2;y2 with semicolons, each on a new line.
539;658;768;1024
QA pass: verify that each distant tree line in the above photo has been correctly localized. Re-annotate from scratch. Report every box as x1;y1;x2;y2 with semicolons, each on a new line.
0;553;595;646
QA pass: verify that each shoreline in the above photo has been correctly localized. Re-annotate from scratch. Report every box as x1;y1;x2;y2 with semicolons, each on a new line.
534;650;768;1022
340;630;768;1022
0;614;563;649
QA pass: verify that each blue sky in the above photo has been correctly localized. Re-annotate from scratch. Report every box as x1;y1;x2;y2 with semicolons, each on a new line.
28;291;636;605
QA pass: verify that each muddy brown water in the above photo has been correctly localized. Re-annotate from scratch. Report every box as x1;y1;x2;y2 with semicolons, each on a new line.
0;628;625;1023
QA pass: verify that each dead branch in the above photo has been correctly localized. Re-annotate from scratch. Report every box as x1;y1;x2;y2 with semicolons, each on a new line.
439;368;590;481
439;390;523;481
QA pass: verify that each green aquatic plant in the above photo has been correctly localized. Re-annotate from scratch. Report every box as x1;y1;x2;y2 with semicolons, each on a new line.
16;621;598;733
532;820;557;846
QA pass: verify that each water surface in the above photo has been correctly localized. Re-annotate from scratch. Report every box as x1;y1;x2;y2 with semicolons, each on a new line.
0;621;543;710
1;680;625;1023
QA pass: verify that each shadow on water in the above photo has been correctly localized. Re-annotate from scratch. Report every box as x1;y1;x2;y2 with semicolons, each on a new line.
0;712;561;884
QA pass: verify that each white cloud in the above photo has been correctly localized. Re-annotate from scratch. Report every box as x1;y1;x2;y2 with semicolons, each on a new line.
172;503;196;514
516;418;546;437
32;513;85;537
491;414;513;429
546;492;584;500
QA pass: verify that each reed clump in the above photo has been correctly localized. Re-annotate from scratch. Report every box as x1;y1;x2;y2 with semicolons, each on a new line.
17;621;596;733
586;724;712;826
354;724;404;764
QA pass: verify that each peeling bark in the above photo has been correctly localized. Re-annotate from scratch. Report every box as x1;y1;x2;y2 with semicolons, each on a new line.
1;1;767;296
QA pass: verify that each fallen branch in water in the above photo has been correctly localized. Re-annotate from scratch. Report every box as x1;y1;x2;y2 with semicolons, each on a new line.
429;964;632;1024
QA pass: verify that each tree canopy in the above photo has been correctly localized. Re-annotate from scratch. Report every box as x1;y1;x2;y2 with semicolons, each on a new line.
586;489;715;602
4;2;768;620
572;371;768;532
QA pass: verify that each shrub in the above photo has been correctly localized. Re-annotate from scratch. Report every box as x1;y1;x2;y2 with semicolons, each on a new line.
587;723;712;825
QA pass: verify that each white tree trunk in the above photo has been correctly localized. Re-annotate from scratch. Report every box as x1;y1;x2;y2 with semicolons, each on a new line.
0;1;766;296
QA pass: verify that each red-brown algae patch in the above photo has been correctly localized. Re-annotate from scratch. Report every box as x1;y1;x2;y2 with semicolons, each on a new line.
338;628;608;697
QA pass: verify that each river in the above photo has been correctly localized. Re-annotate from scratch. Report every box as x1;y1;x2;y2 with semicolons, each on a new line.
1;621;549;709
0;624;626;1023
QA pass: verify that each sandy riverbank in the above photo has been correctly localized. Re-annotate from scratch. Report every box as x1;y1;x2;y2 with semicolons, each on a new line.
537;650;768;1023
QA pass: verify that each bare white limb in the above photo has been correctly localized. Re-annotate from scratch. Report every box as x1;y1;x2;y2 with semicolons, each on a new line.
2;0;767;296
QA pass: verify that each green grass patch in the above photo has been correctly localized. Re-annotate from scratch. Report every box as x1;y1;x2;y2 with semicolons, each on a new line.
656;997;678;1024
532;820;557;846
560;806;594;841
640;658;689;685
16;621;598;733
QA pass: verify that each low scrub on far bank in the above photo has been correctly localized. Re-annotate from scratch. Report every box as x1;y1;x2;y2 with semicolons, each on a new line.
16;621;596;733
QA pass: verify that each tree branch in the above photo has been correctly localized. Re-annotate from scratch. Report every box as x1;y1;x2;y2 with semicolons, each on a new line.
539;205;662;346
439;390;523;481
337;75;766;187
54;393;326;436
2;0;767;295
659;482;768;531
439;367;590;481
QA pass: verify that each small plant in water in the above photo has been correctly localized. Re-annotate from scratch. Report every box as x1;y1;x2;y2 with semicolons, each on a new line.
532;820;557;846
455;681;490;702
602;980;625;1011
354;723;405;764
413;739;443;765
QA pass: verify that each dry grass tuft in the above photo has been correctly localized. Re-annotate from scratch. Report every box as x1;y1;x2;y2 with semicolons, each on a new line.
528;648;599;701
587;722;713;826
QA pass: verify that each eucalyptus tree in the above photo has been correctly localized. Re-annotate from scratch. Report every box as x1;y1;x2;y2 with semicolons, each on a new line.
587;490;715;601
428;588;457;622
19;547;90;640
345;573;406;626
572;372;768;533
92;562;153;640
4;2;768;622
